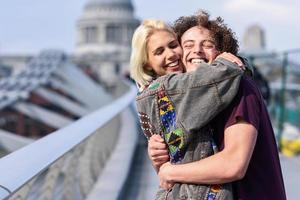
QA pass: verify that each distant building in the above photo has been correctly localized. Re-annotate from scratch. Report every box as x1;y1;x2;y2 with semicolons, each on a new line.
0;0;140;141
0;55;32;76
0;63;12;78
242;24;266;52
73;0;140;87
0;0;140;87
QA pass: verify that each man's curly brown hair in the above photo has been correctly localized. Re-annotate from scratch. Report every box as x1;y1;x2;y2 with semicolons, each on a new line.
173;10;239;55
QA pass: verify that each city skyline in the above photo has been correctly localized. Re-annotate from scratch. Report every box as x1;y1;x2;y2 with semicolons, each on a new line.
0;0;299;54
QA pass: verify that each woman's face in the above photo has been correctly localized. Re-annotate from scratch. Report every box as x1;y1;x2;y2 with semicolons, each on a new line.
145;30;184;76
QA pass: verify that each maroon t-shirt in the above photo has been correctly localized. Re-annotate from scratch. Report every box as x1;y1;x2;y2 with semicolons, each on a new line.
212;76;286;200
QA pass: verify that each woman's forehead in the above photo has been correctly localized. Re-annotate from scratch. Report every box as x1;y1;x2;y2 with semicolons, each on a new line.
148;30;176;45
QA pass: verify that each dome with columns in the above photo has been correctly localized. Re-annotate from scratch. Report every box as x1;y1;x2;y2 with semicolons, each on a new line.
85;0;133;10
74;0;140;86
75;0;139;55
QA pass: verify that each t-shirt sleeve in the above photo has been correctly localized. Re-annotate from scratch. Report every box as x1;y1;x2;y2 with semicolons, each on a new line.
224;77;261;131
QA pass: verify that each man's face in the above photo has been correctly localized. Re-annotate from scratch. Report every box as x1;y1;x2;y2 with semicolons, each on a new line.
181;26;220;72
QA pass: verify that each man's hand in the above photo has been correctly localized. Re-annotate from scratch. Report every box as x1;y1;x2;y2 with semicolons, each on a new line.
216;52;245;70
148;134;169;172
158;162;175;190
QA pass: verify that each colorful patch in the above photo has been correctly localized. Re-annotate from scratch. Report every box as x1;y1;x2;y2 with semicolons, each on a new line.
165;128;184;162
207;192;217;200
158;91;176;133
148;82;160;90
211;185;221;192
157;88;184;163
159;96;175;115
138;112;154;139
206;184;221;200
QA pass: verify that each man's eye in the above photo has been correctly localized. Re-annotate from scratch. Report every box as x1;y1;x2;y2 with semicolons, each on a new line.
202;41;215;49
183;44;193;49
203;45;214;49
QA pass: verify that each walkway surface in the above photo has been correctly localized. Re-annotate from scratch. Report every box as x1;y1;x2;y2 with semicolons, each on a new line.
123;139;300;200
122;136;158;200
280;154;300;200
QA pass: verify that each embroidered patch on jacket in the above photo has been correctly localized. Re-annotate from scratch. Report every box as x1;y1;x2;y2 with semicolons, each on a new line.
148;82;160;90
138;112;154;139
157;88;184;163
207;184;221;200
158;91;176;133
164;128;184;162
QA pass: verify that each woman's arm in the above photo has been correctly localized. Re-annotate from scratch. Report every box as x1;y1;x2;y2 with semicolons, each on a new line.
162;56;243;133
137;54;243;137
158;120;257;188
147;54;245;171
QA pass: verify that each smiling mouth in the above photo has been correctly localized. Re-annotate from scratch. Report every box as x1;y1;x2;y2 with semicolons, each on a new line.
190;58;209;64
166;60;179;68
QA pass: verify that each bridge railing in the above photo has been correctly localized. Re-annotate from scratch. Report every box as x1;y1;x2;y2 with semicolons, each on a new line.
0;82;138;200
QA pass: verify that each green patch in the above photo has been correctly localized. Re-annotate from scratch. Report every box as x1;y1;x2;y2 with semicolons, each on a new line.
165;128;184;154
148;82;160;90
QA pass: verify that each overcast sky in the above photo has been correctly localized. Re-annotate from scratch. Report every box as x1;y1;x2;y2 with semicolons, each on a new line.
0;0;299;55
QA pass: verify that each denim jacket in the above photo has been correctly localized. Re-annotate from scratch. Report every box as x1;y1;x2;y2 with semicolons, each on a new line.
136;58;243;200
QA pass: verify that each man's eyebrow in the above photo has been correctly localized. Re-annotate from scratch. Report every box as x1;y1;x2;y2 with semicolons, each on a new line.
182;40;194;44
204;39;215;43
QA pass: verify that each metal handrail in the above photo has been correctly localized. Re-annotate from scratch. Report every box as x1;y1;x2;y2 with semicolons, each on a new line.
0;83;137;199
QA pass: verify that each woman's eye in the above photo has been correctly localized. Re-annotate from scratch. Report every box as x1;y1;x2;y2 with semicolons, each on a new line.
154;49;163;55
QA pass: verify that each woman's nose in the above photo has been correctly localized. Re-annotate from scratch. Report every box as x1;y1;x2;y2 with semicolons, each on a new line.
166;48;177;60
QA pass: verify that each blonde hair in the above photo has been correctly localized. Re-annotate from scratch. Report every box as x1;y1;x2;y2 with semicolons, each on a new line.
129;19;176;91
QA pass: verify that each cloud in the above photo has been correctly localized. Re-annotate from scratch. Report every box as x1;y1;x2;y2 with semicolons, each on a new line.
223;0;298;23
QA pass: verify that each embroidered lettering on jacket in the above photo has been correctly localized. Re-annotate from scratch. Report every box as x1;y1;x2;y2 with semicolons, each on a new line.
157;89;184;163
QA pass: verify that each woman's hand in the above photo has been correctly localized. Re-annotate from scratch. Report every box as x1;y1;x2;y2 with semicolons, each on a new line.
216;52;245;70
148;135;169;171
158;162;175;190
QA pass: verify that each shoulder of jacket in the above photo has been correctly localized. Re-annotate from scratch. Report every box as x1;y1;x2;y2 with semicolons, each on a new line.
136;78;165;100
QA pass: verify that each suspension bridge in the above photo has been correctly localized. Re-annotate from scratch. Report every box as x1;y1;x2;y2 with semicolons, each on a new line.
0;50;299;200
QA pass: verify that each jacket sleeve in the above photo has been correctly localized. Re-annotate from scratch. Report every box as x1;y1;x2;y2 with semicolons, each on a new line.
239;56;254;77
162;57;243;132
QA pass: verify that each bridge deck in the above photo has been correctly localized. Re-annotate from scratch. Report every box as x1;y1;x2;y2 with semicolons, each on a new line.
121;142;300;200
121;137;158;200
280;155;300;200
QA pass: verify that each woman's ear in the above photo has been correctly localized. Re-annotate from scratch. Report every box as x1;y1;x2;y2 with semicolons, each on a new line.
143;64;156;77
144;63;153;71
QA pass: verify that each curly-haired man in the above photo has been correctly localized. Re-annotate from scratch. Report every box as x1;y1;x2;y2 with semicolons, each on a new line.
148;10;286;200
